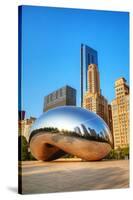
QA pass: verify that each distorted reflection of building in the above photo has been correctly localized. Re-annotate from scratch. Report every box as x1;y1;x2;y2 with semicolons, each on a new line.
18;112;36;142
111;78;129;149
43;85;76;112
83;63;109;126
74;126;82;136
81;124;89;137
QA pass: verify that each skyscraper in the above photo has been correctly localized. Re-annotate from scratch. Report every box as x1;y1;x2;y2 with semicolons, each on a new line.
83;64;109;125
111;78;129;149
18;110;25;120
80;44;98;106
43;85;76;112
87;64;100;94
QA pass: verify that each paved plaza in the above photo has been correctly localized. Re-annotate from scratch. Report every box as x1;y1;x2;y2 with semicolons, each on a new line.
19;159;129;194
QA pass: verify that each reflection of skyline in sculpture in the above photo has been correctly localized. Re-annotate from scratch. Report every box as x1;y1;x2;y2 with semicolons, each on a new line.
73;124;112;145
29;106;113;161
30;106;112;142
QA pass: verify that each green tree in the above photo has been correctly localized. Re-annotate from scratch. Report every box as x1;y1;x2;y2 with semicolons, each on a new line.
105;146;129;160
105;149;119;160
18;135;28;161
28;152;36;160
123;146;129;159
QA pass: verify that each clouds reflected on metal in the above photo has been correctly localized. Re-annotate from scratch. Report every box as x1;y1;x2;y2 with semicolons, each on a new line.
29;106;113;161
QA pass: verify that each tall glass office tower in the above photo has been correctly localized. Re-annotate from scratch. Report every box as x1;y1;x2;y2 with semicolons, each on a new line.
80;44;98;106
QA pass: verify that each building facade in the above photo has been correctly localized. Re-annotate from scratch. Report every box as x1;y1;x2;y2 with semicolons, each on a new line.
18;110;25;120
111;78;129;149
87;63;100;94
43;85;76;112
18;117;36;142
80;44;98;106
83;64;109;125
108;104;114;147
83;92;109;125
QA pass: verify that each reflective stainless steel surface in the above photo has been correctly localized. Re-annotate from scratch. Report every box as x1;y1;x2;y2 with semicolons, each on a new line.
29;106;113;161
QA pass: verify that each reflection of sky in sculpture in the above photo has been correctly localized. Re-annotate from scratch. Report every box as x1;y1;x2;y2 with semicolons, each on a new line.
29;106;113;145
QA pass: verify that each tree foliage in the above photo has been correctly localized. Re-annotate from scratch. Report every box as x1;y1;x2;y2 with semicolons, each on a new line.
105;146;129;160
18;135;37;161
18;135;28;161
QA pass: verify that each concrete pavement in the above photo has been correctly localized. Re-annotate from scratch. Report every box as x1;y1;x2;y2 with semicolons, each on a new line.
19;159;129;194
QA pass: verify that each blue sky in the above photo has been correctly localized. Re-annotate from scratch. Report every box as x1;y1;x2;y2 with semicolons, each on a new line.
20;6;129;118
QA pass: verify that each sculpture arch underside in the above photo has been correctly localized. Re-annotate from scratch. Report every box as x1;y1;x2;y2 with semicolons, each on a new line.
30;132;111;161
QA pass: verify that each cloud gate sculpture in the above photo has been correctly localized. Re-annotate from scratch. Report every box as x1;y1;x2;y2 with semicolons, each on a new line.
29;106;113;161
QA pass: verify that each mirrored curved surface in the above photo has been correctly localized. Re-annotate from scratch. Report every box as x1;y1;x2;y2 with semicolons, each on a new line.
29;106;113;161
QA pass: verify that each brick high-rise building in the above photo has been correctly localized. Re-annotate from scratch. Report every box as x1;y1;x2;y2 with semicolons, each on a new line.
83;64;109;125
111;78;129;149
